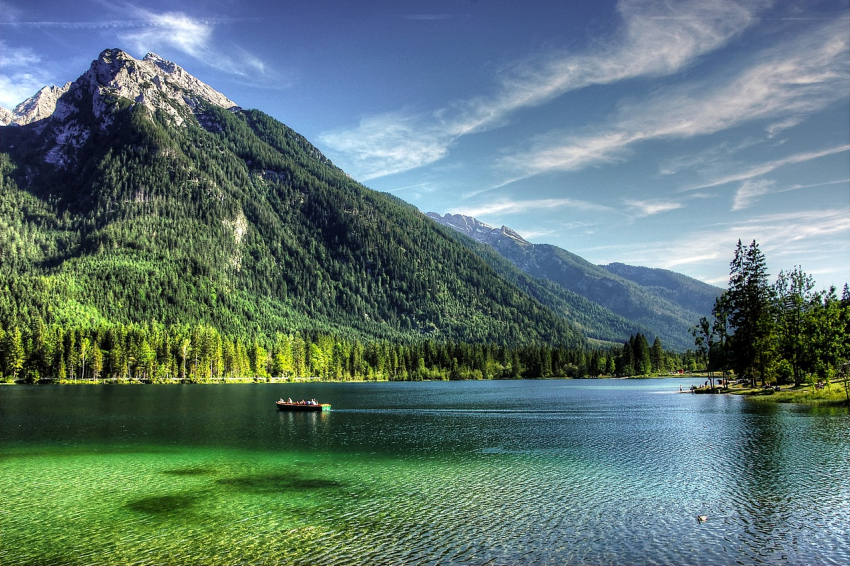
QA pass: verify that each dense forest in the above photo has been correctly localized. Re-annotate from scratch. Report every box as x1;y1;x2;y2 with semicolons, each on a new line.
0;319;695;383
1;97;585;349
692;240;850;387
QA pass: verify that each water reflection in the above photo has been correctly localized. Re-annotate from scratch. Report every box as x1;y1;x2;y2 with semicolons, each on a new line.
1;380;847;566
276;410;331;449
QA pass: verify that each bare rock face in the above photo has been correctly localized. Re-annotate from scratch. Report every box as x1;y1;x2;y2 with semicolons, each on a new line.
1;83;73;126
1;48;240;167
0;106;12;126
78;49;238;126
426;212;530;247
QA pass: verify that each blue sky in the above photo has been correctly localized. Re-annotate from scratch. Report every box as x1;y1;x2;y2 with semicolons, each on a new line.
1;0;848;289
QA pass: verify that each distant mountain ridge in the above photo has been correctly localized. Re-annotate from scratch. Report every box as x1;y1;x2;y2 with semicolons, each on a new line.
427;213;721;350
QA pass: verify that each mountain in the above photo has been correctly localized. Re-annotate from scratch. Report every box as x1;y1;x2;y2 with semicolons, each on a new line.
599;262;719;316
426;213;721;350
0;49;585;348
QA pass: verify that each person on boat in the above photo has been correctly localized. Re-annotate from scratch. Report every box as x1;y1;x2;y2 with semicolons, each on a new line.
287;398;293;404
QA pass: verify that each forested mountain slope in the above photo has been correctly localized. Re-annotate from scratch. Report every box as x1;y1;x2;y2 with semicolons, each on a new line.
427;213;721;350
0;49;583;348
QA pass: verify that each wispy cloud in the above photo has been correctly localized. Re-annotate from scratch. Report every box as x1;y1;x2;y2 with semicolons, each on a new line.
582;208;850;285
766;116;803;137
120;11;212;60
730;177;850;213
114;9;271;80
0;12;257;31
449;197;613;218
624;199;684;217
319;111;451;181
321;0;767;179
0;42;50;108
658;138;761;176
385;182;431;193
732;179;775;211
505;18;849;178
684;143;850;191
0;5;273;82
403;15;453;21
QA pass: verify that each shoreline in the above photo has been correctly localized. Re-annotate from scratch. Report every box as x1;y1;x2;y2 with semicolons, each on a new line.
9;376;847;407
682;378;849;407
0;373;699;386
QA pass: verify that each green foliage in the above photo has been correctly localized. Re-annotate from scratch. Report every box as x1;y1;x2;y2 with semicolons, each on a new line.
0;320;609;382
610;333;693;376
0;99;584;349
694;241;849;391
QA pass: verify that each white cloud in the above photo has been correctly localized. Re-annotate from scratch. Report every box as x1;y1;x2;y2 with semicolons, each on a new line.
0;0;21;24
121;11;212;60
0;42;49;107
321;0;767;179
732;179;775;211
319;111;451;180
624;199;684;217
449;197;612;218
687;144;850;191
589;208;850;284
101;8;273;80
403;15;453;21
0;7;274;83
731;177;849;213
506;18;849;177
766;116;803;137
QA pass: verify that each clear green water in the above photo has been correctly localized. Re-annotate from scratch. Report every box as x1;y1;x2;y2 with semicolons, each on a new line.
2;380;848;565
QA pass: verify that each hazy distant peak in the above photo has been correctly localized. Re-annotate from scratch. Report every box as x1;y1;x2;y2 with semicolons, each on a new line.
426;212;530;247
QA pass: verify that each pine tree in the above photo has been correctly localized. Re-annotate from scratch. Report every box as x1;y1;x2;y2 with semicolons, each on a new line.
4;327;24;381
650;337;664;374
727;240;775;386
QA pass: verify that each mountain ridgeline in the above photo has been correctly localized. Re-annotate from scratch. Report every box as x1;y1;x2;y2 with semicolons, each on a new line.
0;48;718;373
1;49;586;349
427;213;721;350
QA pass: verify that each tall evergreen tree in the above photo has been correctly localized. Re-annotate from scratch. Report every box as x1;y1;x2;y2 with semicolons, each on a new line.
727;240;775;386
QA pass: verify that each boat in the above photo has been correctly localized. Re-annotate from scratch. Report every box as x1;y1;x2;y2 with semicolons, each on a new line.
275;400;331;412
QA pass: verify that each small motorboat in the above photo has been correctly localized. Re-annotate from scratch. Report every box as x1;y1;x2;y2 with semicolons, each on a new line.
275;400;331;412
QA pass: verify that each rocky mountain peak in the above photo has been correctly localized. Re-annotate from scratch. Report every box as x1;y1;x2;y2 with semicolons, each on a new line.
1;48;241;167
0;83;73;126
426;212;530;247
2;48;239;128
80;48;239;123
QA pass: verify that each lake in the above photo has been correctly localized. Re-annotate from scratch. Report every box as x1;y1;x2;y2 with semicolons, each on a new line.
1;379;848;565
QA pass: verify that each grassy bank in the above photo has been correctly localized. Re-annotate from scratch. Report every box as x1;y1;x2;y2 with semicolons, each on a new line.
730;379;849;406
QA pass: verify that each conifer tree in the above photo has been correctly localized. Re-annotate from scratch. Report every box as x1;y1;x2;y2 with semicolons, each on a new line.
727;240;775;386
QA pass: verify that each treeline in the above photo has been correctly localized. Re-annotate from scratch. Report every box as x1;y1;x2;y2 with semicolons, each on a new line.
693;240;850;387
0;319;699;383
610;332;703;376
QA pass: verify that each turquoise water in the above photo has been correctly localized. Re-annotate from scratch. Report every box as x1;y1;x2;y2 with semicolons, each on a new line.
1;379;848;565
